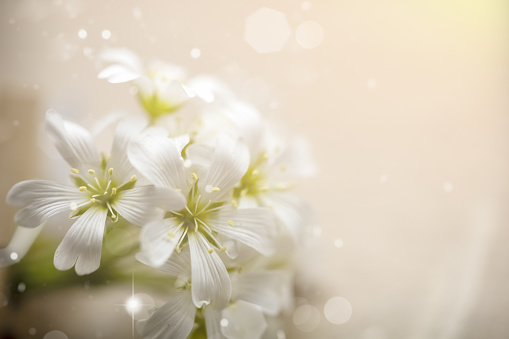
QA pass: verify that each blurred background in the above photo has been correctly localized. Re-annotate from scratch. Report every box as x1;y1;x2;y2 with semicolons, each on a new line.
1;0;508;338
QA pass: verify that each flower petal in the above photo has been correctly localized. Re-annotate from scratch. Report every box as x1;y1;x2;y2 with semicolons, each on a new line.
108;118;147;183
128;134;189;193
140;291;196;339
220;301;267;339
157;246;192;279
188;232;231;308
0;225;43;267
136;218;185;267
97;65;140;83
54;207;107;275
45;111;100;171
204;305;226;339
7;180;84;227
259;192;316;244
208;208;275;256
200;134;250;201
232;271;284;316
98;48;143;74
113;186;186;226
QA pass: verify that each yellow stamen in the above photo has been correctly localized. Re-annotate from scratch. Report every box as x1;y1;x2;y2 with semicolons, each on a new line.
130;175;137;183
108;168;113;175
252;169;260;176
208;248;214;254
212;186;220;192
111;187;117;195
220;246;227;252
79;186;87;192
71;168;79;174
71;204;77;211
88;169;95;175
227;220;235;227
167;232;175;238
192;173;198;181
231;200;238;208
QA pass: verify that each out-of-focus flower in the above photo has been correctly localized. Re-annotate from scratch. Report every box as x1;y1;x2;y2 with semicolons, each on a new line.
227;107;318;245
97;49;231;119
6;112;186;275
129;133;275;308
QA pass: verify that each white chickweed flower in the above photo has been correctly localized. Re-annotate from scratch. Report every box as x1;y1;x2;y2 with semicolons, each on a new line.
6;112;186;275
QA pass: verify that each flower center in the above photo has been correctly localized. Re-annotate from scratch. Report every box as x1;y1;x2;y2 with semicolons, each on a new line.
70;164;137;222
167;175;227;253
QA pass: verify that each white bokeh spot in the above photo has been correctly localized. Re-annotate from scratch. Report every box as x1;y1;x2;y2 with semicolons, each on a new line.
244;7;292;54
296;20;324;49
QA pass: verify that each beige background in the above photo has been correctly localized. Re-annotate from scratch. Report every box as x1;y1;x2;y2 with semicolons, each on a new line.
1;0;508;338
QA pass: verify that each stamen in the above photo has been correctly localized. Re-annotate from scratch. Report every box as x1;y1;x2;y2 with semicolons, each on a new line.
95;177;103;190
108;168;113;175
130;175;137;183
79;186;87;192
71;168;79;174
167;232;176;238
192;172;198;181
111;187;117;195
106;202;115;216
92;194;100;198
105;180;111;192
212;186;220;192
175;227;188;251
252;169;260;176
220;246;227;252
227;220;235;227
194;195;202;214
195;198;212;215
88;169;95;175
71;203;78;211
208;248;214;254
232;200;238;208
90;198;97;203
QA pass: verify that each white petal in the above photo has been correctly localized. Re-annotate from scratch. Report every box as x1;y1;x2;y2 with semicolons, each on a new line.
157;246;192;279
45;111;100;171
98;48;143;74
0;225;43;267
54;208;107;275
200;134;250;201
158;79;193;106
113;186;186;226
270;136;317;180
188;232;231;308
204;305;226;339
208;208;275;256
185;143;214;178
128;135;189;193
137;218;184;267
141;291;196;339
7;180;84;227
97;64;141;83
232;271;284;316
108;118;147;182
260;192;316;244
222;102;264;157
220;301;267;339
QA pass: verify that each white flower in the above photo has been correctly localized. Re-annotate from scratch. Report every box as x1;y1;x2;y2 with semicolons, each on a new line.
128;133;275;308
97;48;231;119
227;109;318;244
137;249;225;339
6;112;186;275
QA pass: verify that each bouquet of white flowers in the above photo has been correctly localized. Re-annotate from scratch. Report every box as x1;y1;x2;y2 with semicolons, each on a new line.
2;48;317;339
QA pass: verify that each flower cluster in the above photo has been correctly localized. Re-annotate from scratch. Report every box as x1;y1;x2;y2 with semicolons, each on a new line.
5;49;317;339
